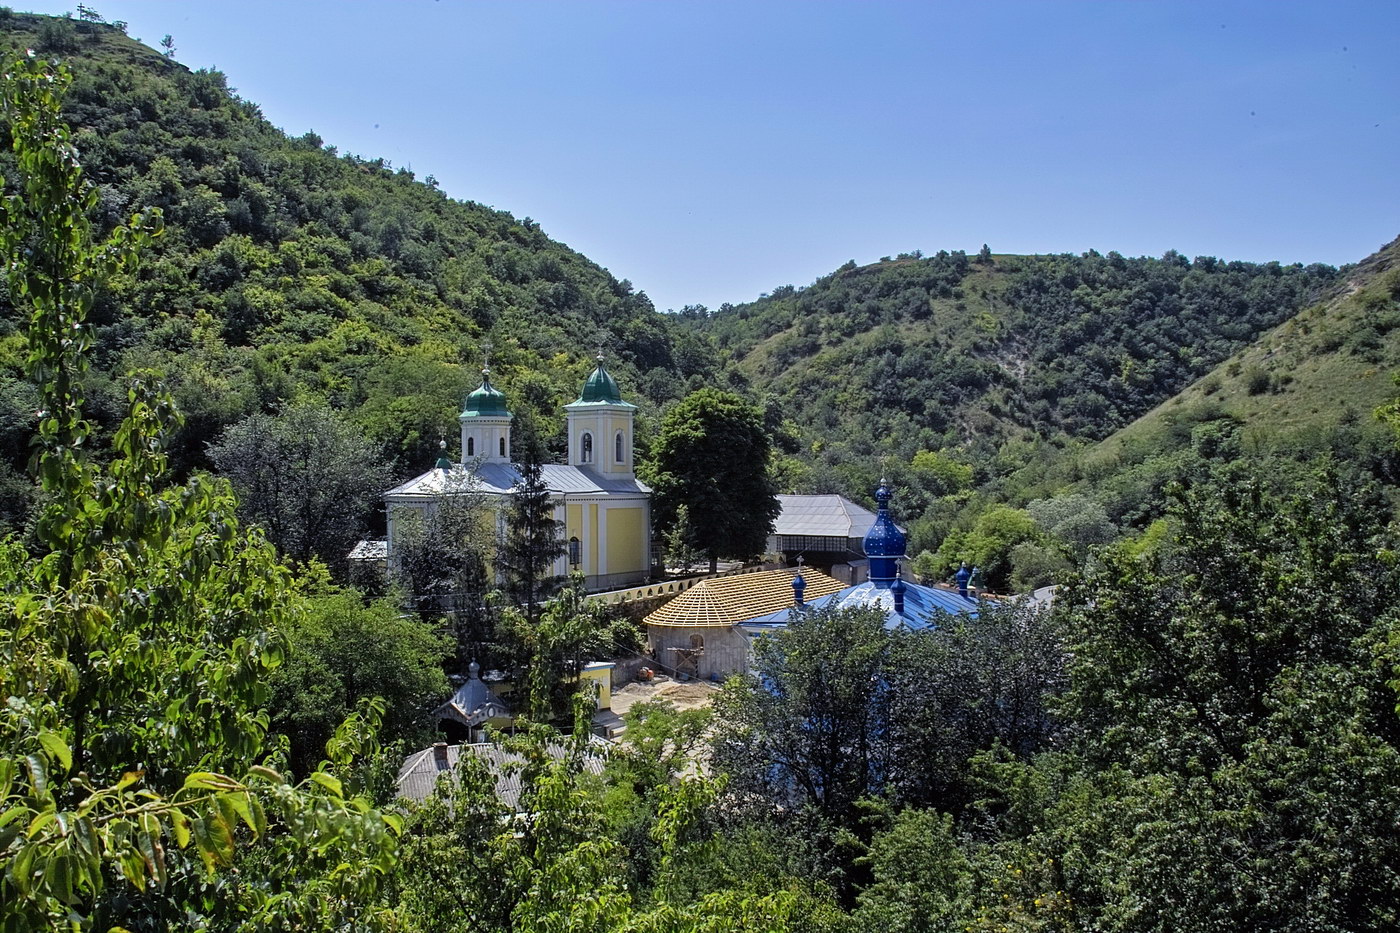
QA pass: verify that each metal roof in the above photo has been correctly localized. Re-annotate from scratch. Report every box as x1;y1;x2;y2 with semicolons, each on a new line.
348;539;388;561
396;742;606;810
740;579;980;633
645;568;846;627
433;664;511;729
773;495;886;538
385;463;650;499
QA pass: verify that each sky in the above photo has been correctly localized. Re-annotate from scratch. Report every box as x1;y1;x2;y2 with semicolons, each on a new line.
17;1;1400;313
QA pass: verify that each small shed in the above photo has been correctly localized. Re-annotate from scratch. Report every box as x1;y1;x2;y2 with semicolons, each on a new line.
644;567;846;679
434;661;513;744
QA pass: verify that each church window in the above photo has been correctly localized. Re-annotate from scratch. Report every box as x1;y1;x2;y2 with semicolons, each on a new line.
581;432;593;463
615;431;625;464
467;436;475;457
500;436;507;457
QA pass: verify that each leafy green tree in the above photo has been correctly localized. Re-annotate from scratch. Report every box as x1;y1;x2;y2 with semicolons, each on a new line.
973;463;1400;932
208;399;388;577
0;53;397;929
503;573;617;720
711;605;889;825
934;504;1042;591
266;581;451;778
881;601;1067;813
663;503;702;573
646;388;781;573
853;809;973;933
390;470;494;653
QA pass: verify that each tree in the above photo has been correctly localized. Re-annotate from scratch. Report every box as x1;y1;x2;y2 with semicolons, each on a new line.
880;601;1067;813
498;424;565;623
711;605;890;825
389;470;496;667
159;33;175;58
0;53;397;929
646;388;780;573
266;581;451;778
988;463;1400;931
208;400;387;577
934;504;1042;592
663;503;702;573
503;573;616;720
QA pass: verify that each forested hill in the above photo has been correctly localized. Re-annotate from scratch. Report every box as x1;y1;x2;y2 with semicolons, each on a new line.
1073;234;1400;520
0;11;713;483
695;247;1339;494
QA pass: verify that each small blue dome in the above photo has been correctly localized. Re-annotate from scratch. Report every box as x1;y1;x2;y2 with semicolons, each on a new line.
864;478;907;585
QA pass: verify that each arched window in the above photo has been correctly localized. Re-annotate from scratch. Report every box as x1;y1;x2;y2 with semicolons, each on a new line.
466;436;475;457
499;436;506;457
615;431;625;464
581;432;593;463
690;633;705;649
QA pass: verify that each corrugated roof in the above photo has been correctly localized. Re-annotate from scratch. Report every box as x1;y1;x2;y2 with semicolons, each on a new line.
396;742;605;810
773;495;880;538
433;665;511;729
645;568;846;627
348;539;388;561
385;463;649;498
741;579;980;632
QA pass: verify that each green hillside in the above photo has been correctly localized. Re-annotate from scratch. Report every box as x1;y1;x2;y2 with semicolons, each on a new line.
0;11;712;486
1076;234;1400;519
696;247;1339;501
0;10;1380;571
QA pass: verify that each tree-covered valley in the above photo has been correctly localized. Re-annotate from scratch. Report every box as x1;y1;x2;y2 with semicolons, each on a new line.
2;10;1400;932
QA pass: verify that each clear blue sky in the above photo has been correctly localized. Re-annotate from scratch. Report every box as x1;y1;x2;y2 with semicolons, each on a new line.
19;1;1400;313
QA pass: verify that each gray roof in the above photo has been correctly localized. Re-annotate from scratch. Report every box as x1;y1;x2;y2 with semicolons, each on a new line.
773;495;883;538
396;742;606;810
385;463;650;499
348;539;388;561
434;663;511;728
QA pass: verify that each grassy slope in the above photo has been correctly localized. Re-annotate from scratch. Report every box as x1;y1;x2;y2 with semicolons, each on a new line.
1086;235;1400;476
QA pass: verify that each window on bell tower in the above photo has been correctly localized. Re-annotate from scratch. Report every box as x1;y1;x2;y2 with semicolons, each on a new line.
615;431;625;464
467;436;475;457
581;432;593;463
500;436;506;457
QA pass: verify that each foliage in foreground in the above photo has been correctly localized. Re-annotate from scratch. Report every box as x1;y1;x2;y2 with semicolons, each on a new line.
0;52;398;930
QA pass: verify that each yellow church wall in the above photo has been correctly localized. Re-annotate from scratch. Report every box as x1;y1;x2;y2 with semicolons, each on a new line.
589;503;599;569
605;507;645;574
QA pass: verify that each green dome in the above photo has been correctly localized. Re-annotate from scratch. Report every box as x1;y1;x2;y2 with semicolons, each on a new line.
460;371;512;418
579;364;623;404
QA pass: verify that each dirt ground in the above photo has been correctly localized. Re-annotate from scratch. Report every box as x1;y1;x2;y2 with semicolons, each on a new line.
609;676;719;717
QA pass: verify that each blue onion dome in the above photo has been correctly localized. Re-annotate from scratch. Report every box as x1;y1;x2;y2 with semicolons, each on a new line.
864;477;907;585
792;571;807;604
578;353;624;404
434;439;453;470
461;368;511;418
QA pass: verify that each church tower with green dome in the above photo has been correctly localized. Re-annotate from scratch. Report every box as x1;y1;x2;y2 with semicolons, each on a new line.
565;353;637;479
459;367;513;465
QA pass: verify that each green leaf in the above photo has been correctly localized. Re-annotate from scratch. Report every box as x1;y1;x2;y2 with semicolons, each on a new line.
181;771;236;792
223;791;263;836
309;772;343;798
169;809;190;849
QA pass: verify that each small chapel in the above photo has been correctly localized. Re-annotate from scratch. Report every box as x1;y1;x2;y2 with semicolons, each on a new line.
382;355;653;592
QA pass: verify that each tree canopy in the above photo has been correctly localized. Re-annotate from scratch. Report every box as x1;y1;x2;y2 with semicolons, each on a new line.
645;388;781;572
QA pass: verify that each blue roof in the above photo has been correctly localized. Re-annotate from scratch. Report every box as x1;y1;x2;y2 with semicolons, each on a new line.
740;579;978;632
